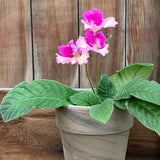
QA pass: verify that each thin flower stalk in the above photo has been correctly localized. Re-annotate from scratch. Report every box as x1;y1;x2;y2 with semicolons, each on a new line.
85;64;95;93
95;34;112;95
96;56;105;94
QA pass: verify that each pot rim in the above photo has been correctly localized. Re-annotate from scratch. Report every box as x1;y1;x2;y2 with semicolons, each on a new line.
56;106;134;135
67;104;91;109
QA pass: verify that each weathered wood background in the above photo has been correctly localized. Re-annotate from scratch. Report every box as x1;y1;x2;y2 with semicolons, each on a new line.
0;0;160;159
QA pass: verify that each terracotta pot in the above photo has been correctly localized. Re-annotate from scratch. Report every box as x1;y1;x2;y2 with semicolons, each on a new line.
56;105;133;160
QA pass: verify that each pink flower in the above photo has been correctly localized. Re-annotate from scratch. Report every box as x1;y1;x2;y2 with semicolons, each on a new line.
81;8;118;32
56;40;89;65
76;30;109;56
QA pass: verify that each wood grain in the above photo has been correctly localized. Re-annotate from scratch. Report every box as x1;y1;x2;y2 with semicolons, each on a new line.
126;1;160;159
0;91;64;160
126;0;160;82
79;0;126;87
32;0;79;87
126;119;160;160
0;0;160;160
0;0;33;88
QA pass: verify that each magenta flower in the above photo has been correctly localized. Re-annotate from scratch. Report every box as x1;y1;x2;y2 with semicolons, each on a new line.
81;8;118;32
76;30;109;56
56;40;89;65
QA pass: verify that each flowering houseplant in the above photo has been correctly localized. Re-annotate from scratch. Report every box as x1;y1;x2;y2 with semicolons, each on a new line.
0;8;160;136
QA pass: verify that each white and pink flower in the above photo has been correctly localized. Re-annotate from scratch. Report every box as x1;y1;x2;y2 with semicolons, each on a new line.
55;40;89;65
56;8;118;65
81;8;118;32
76;30;109;56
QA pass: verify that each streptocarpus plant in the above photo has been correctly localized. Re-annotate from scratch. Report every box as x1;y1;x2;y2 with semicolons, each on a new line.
0;8;160;135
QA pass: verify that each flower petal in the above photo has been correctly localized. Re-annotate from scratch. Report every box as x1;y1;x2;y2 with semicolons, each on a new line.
55;53;72;64
75;50;90;65
81;19;103;32
56;49;89;65
97;44;109;56
85;30;107;49
103;17;118;28
58;40;77;58
83;9;103;26
81;9;118;32
68;40;78;51
76;36;89;49
58;45;73;58
81;9;104;32
81;19;91;30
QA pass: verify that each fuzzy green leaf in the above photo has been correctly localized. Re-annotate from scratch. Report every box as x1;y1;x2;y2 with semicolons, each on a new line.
89;99;114;123
0;98;70;122
114;79;160;106
114;100;127;109
70;91;100;106
98;74;117;102
125;98;160;135
0;80;77;122
109;63;154;91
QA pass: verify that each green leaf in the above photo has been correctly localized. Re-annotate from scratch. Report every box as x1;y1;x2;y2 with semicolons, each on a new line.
114;79;160;106
114;100;127;109
0;80;77;122
125;98;160;135
109;63;154;91
97;74;117;102
70;91;100;106
89;99;114;123
0;98;70;122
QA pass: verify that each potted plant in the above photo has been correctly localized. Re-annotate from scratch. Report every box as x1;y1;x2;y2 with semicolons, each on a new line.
0;8;160;160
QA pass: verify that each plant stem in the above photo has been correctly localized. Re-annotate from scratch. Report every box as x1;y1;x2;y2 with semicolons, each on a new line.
95;35;112;94
96;56;105;94
85;64;95;93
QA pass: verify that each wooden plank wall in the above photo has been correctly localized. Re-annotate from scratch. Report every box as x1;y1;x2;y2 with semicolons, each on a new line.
0;0;33;88
32;0;79;87
126;0;160;159
0;0;160;159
